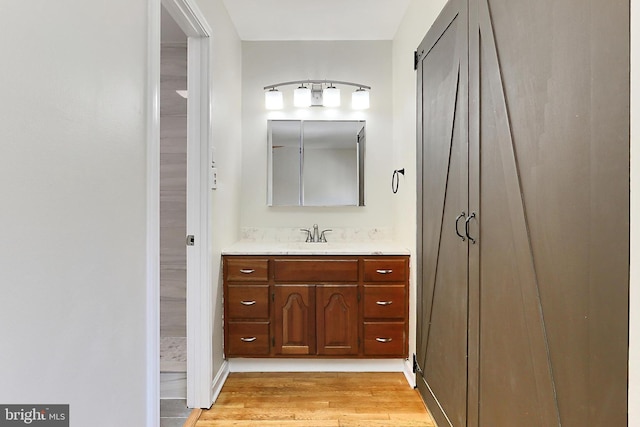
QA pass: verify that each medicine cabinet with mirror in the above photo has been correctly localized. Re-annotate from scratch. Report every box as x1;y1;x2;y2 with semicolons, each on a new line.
267;120;365;206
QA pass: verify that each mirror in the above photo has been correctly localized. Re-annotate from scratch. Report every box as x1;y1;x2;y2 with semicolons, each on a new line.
268;120;365;206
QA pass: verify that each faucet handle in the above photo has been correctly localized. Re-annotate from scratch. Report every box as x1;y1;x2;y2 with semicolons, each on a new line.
300;228;313;242
319;229;332;243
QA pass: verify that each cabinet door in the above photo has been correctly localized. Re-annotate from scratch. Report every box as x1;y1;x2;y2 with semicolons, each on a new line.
316;285;359;355
273;285;316;355
415;0;469;425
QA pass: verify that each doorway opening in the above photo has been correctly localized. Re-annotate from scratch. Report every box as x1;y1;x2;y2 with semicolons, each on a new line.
159;3;188;400
149;0;215;422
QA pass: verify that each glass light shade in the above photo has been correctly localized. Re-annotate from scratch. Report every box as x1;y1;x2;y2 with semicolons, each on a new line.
352;89;370;109
294;86;312;107
265;89;283;110
323;86;341;107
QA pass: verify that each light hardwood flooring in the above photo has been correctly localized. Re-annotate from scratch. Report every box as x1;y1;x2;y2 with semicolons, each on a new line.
194;372;436;427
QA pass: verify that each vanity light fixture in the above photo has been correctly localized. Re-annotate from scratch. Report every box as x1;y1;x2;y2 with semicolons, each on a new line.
264;79;370;110
293;84;312;107
265;88;283;110
323;84;341;108
352;87;370;110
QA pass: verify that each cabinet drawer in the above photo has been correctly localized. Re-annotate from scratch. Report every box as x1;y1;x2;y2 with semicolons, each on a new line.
227;322;270;356
227;285;269;319
363;259;407;282
363;285;406;319
273;259;358;282
363;322;405;356
226;258;269;282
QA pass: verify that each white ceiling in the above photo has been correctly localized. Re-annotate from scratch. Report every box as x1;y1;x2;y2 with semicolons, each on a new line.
221;0;412;41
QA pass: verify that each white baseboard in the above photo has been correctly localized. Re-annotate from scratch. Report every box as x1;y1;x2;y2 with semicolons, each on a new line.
403;359;416;388
227;358;407;374
210;360;230;405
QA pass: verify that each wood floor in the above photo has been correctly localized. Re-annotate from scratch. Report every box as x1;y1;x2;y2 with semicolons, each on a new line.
194;372;436;427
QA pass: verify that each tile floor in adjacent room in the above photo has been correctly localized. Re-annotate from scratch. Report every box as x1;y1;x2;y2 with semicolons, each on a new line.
160;399;191;427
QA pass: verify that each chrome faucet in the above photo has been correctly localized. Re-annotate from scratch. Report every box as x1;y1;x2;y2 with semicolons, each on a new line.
300;224;332;243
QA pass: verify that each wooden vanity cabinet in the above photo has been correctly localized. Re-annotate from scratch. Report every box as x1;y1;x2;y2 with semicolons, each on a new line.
223;254;409;358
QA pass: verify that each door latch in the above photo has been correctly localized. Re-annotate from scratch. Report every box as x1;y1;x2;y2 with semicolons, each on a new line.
186;235;195;246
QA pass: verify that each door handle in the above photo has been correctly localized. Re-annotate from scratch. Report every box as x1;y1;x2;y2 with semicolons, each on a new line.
376;337;393;343
465;212;477;244
240;337;257;342
376;301;393;306
240;300;256;306
455;212;466;241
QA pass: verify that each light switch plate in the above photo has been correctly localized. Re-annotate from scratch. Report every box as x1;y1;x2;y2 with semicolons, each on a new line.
211;167;218;190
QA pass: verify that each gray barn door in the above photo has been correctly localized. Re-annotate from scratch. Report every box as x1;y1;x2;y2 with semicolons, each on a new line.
417;0;629;426
469;0;629;425
415;0;468;426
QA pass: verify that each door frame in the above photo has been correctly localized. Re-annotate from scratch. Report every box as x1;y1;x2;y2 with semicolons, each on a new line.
147;0;214;420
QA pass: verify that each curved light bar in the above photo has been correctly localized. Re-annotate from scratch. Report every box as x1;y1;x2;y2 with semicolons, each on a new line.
264;79;370;110
264;79;371;91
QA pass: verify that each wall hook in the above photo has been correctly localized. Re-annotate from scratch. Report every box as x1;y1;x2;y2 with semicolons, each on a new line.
392;168;405;194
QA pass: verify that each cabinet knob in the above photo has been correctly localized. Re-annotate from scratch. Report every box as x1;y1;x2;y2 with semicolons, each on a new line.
240;337;257;342
239;269;256;274
376;269;393;274
240;300;257;306
376;337;393;343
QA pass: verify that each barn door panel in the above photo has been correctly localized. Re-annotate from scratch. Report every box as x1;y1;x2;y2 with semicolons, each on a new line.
469;0;629;425
416;0;469;425
472;1;559;424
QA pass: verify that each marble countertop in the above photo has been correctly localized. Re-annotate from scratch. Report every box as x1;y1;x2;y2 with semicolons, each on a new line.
221;240;411;256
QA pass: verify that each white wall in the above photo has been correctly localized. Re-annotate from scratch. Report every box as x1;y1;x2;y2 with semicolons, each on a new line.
194;0;243;379
240;41;393;230
0;2;149;426
391;0;449;371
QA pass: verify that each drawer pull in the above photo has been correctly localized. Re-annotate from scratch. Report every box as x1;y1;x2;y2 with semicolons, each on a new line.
240;337;257;342
376;301;393;306
376;269;393;274
239;269;256;274
240;300;257;306
376;337;393;343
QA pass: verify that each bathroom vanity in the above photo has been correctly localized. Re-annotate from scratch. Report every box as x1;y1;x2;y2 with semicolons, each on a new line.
222;250;409;359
